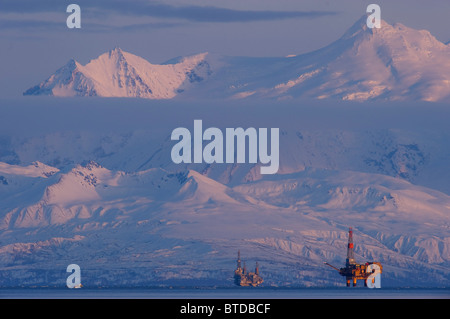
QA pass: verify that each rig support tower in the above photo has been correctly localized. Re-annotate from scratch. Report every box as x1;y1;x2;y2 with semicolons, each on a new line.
234;251;263;287
324;227;383;287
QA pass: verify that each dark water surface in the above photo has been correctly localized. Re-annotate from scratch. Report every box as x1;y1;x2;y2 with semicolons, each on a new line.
1;287;448;299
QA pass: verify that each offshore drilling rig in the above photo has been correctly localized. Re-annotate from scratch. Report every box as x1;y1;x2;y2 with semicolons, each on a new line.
324;227;382;287
234;251;263;287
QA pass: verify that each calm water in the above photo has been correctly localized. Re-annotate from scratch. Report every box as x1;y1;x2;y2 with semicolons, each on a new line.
1;287;448;299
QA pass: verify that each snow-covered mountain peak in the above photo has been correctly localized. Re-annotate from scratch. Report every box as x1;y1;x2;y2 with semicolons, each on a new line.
251;17;450;102
24;48;212;99
63;58;80;71
330;16;447;58
108;46;125;58
339;15;374;39
181;17;450;102
340;15;415;40
23;18;450;102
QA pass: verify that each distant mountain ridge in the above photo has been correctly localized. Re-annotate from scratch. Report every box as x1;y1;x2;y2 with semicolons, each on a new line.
1;159;449;287
24;17;450;102
0;102;449;287
24;48;212;99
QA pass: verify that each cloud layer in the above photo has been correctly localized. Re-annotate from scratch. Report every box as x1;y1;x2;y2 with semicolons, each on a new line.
1;0;336;23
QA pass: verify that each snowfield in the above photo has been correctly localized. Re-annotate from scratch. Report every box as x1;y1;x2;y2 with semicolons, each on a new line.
0;97;449;288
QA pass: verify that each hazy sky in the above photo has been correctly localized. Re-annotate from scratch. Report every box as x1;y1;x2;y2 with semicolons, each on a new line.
1;0;450;97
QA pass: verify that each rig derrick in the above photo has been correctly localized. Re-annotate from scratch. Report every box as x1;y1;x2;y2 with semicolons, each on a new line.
324;228;382;287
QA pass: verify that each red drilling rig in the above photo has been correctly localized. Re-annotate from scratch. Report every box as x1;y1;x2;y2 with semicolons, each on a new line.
325;227;382;287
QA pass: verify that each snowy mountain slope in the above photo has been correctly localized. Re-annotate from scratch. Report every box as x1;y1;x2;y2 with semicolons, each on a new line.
187;16;450;102
0;160;449;287
233;168;450;235
0;160;259;230
24;17;450;102
24;48;212;99
0;161;59;178
3;103;449;195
